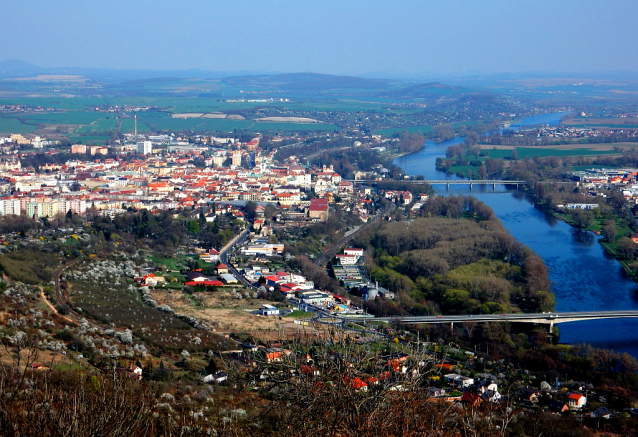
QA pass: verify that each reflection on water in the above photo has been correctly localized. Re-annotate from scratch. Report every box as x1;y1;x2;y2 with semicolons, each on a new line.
571;229;595;246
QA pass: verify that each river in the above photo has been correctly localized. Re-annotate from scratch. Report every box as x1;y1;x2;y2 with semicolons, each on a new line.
394;113;638;356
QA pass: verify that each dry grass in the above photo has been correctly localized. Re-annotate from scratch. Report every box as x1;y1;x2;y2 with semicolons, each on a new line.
150;290;316;333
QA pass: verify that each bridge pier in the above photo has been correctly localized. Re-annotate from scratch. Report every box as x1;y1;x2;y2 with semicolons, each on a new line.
450;321;454;332
469;183;472;190
493;183;496;190
446;183;450;190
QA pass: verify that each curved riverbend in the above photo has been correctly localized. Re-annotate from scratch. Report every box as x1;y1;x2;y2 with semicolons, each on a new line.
394;113;638;356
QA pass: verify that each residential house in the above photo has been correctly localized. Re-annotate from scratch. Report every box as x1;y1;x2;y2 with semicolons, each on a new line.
567;393;587;409
203;371;228;384
548;400;569;413
517;386;541;402
461;392;482;406
591;406;612;419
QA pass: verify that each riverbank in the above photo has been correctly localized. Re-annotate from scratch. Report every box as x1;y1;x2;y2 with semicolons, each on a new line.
513;182;638;284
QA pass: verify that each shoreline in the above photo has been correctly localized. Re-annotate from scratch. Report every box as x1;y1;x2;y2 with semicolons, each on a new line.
515;182;638;285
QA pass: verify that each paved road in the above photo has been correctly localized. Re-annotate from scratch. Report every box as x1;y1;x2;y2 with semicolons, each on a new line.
220;228;255;289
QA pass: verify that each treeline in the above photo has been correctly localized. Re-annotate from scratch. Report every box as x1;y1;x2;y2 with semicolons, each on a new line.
353;196;553;316
390;131;425;154
309;148;403;179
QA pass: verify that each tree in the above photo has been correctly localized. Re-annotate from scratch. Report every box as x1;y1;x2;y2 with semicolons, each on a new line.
205;358;218;375
150;361;172;381
187;220;200;235
571;209;594;229
602;222;617;243
617;237;636;260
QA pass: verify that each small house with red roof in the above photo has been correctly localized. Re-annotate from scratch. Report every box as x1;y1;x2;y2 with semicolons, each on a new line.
567;393;587;409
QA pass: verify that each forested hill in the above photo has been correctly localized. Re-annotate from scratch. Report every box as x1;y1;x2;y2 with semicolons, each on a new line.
352;195;554;316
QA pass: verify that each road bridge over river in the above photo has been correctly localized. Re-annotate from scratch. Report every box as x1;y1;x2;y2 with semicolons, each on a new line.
357;310;638;332
348;179;528;190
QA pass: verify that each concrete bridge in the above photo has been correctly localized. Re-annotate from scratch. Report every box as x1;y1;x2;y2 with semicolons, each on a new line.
348;179;528;190
359;310;638;332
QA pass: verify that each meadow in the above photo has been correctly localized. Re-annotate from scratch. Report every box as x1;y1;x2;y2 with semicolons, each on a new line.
486;147;622;159
0;116;38;134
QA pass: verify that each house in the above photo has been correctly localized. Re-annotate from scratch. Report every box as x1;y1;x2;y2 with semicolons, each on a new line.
481;389;502;403
343;248;363;258
517;387;541;402
567;393;587;409
346;376;368;391
307;198;329;222
266;351;284;363
259;304;280;316
461;392;482;406
335;254;358;265
428;387;446;397
220;273;238;284
591;406;612;419
127;363;143;377
301;365;320;377
216;263;229;275
204;371;228;384
444;373;474;389
548;400;569;413
187;272;210;282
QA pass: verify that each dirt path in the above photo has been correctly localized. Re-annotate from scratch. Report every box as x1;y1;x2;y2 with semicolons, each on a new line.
52;259;103;329
39;288;76;325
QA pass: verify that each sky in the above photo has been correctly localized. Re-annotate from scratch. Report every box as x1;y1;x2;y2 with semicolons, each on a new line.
2;0;638;77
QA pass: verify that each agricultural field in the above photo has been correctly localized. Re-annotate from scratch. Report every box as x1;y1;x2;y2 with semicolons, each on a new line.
375;125;433;135
73;117;118;134
0;116;38;134
66;135;110;145
10;111;107;125
561;116;638;129
483;145;625;159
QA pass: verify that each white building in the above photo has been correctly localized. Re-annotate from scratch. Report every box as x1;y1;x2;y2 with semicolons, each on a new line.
137;141;153;155
259;304;280;316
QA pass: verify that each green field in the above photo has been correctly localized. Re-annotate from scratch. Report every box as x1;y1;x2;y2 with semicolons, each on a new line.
120;118;151;133
12;111;107;125
0;116;38;134
74;118;118;134
66;135;110;145
375;125;433;135
487;147;620;159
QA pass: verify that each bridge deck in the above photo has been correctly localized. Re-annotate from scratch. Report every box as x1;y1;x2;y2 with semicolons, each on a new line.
360;310;638;325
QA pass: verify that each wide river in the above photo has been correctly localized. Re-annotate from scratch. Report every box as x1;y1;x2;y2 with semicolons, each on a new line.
394;113;638;356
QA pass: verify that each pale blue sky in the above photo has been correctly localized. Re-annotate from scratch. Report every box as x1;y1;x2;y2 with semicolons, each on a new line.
2;0;637;76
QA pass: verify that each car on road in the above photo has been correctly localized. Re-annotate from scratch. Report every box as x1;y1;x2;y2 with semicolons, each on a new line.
436;316;442;318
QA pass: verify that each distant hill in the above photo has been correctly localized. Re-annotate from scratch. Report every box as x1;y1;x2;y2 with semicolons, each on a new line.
221;72;392;92
377;82;468;100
